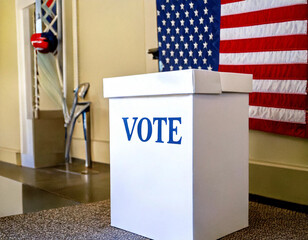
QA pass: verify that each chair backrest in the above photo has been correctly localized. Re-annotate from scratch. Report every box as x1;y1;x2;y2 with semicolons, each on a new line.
77;83;90;100
70;83;90;121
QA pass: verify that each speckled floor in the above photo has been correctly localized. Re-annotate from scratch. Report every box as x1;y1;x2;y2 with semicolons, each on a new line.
0;199;307;240
0;199;149;240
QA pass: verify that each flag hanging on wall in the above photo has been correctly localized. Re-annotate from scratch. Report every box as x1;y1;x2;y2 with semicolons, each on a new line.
156;0;308;138
41;0;58;35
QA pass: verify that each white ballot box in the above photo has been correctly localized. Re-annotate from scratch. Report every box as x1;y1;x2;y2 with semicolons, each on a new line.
103;69;252;240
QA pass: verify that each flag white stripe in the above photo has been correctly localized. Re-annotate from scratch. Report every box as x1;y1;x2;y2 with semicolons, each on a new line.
221;0;307;16
220;50;307;65
253;80;308;94
249;106;306;124
220;20;307;40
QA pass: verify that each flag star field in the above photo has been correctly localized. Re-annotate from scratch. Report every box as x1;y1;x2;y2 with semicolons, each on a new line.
157;0;221;71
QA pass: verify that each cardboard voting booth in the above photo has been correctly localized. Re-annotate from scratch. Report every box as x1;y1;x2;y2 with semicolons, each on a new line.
103;69;252;240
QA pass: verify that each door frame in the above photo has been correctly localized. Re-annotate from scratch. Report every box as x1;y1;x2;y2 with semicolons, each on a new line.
15;0;68;167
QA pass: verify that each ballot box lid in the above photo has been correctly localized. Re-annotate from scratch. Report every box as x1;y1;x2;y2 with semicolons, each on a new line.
103;69;252;98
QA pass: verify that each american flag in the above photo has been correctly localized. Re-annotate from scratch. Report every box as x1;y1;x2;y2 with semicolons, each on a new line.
156;0;308;138
41;0;58;35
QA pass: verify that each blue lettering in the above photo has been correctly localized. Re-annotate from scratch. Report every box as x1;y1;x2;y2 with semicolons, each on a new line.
153;117;167;143
137;118;152;142
122;117;138;141
167;117;182;145
123;117;182;144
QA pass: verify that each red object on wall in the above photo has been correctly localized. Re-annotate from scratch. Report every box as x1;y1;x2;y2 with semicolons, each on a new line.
30;32;58;53
31;33;49;53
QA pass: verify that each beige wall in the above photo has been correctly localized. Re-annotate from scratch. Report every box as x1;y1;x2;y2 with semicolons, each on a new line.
0;0;21;164
71;0;158;163
249;131;308;205
250;131;308;168
63;0;76;108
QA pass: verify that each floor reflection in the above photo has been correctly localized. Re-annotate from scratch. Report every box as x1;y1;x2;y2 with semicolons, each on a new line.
0;176;22;217
0;160;110;218
22;184;78;214
0;176;78;218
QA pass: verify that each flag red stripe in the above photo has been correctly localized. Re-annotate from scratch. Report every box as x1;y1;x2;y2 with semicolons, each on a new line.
249;93;307;110
221;0;245;5
249;118;307;138
219;2;308;138
306;112;308;138
220;35;308;53
218;64;308;80
221;4;308;28
46;0;54;7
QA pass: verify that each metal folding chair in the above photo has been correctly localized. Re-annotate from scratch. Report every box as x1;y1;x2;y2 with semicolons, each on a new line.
65;83;92;168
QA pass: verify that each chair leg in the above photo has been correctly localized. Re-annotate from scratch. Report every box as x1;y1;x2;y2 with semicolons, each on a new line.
65;118;77;163
82;109;92;168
